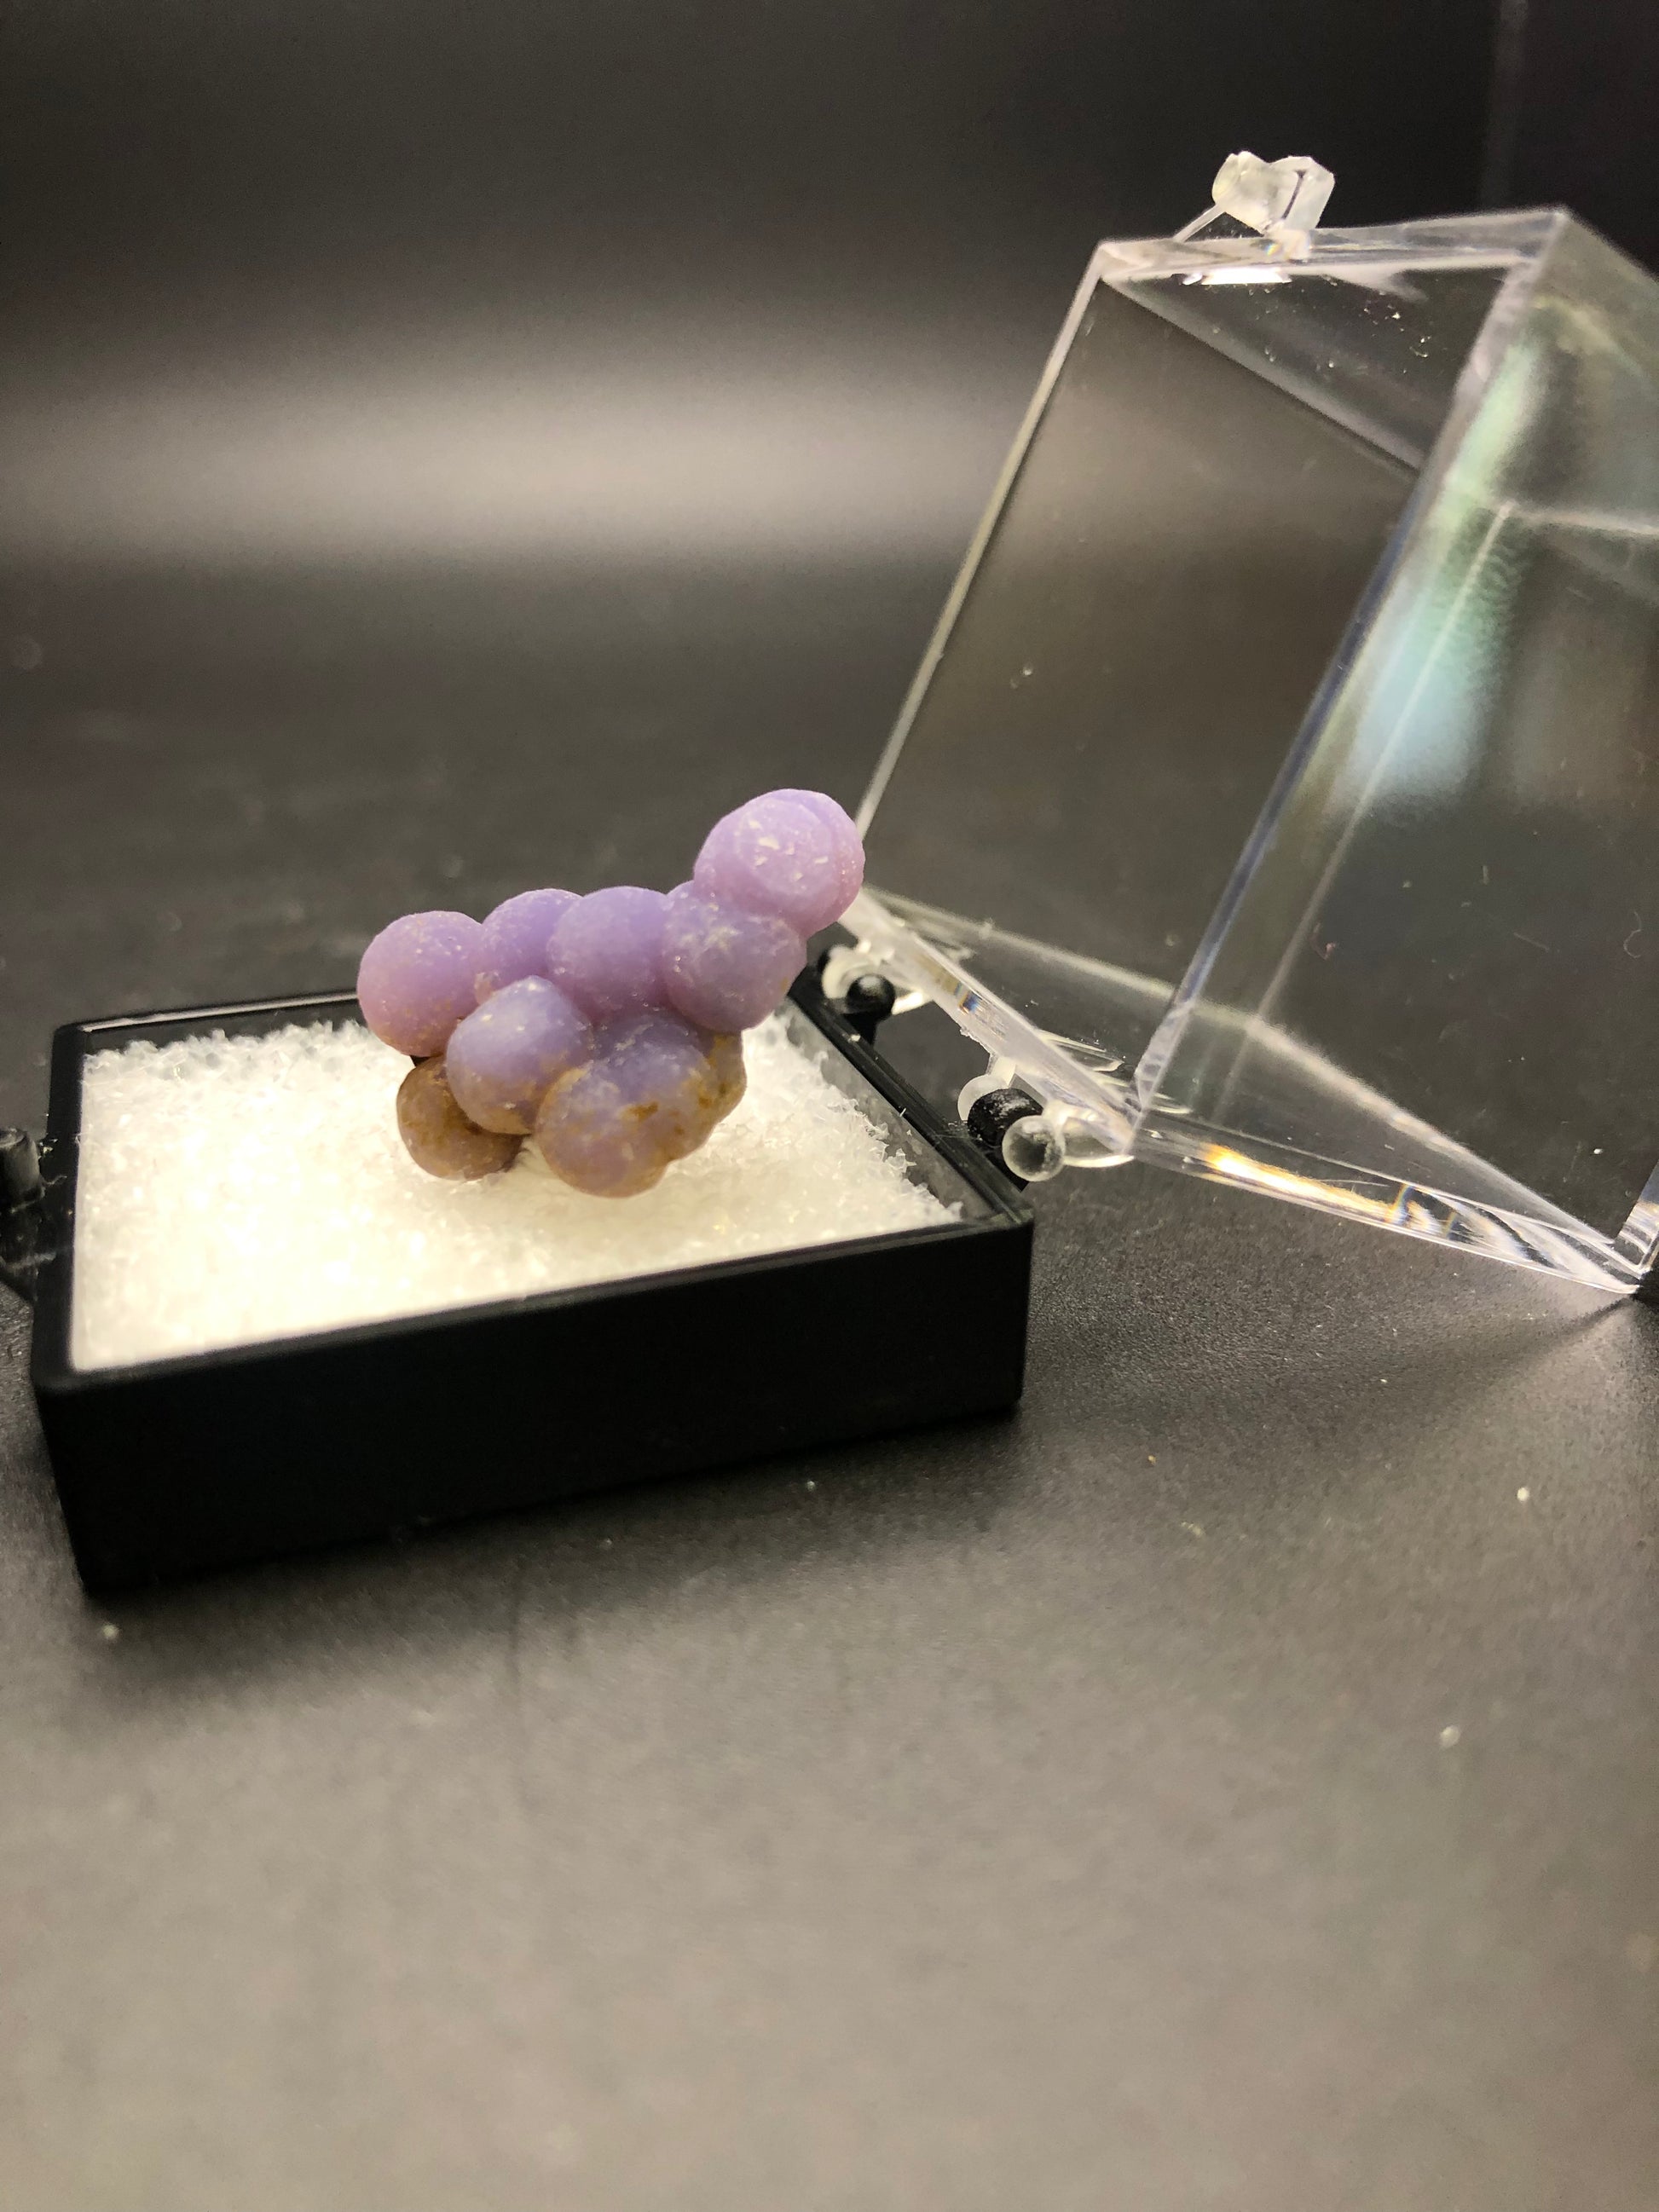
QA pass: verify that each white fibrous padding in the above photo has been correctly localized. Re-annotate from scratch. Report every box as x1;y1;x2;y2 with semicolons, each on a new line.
70;1015;958;1369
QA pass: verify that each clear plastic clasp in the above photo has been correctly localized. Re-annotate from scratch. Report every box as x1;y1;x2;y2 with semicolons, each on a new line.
1176;150;1335;257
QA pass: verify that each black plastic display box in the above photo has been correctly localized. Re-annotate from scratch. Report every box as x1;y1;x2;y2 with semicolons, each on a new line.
14;970;1032;1591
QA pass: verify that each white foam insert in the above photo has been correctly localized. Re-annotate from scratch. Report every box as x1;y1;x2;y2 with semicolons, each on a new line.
71;1013;960;1370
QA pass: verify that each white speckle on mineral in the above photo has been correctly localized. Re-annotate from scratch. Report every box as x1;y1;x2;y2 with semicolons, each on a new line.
1438;1725;1461;1749
71;1014;959;1370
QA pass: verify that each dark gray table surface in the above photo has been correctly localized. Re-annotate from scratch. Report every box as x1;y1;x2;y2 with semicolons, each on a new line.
3;557;1657;2212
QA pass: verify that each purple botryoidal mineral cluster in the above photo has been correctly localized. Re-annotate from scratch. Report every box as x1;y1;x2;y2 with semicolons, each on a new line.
356;790;864;1197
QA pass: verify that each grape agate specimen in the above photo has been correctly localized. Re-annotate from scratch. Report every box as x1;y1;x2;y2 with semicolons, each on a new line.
474;887;579;1001
359;911;485;1059
359;788;863;1194
396;1057;523;1180
446;976;592;1134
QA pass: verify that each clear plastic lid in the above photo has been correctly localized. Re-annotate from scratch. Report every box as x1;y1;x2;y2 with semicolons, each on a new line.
849;209;1659;1295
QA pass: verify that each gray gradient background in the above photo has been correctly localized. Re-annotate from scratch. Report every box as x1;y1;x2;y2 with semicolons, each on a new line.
3;4;1659;2207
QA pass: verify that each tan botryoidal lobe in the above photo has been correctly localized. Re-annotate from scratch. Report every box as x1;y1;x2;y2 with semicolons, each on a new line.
396;1057;523;1181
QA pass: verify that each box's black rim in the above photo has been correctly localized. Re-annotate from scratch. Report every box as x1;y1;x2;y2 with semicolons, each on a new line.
30;973;1032;1395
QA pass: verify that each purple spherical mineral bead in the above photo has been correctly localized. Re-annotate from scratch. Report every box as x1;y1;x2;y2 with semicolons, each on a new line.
772;790;864;901
358;910;484;1059
473;887;578;1001
534;1010;743;1198
692;788;864;936
546;886;669;1023
660;881;806;1032
445;976;592;1135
